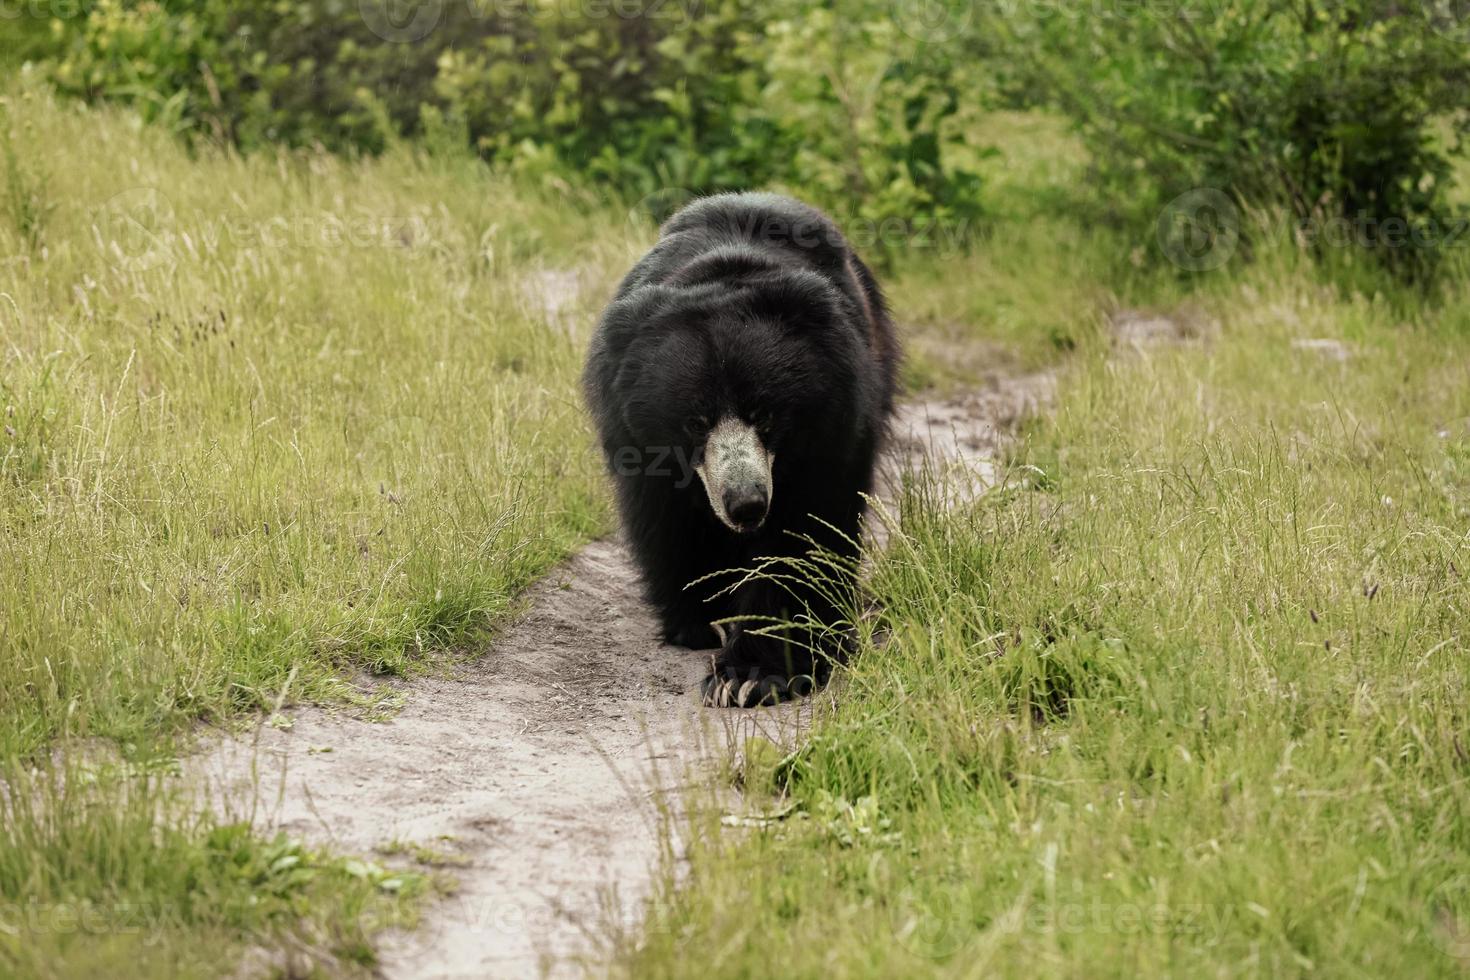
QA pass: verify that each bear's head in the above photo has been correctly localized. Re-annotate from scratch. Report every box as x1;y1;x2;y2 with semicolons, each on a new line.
610;271;863;535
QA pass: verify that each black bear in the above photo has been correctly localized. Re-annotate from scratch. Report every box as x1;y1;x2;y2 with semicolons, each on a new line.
583;193;899;707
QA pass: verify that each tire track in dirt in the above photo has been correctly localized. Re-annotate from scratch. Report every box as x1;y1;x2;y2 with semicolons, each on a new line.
193;371;1053;979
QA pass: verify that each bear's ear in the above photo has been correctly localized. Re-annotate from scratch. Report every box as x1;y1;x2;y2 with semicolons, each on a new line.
743;271;840;335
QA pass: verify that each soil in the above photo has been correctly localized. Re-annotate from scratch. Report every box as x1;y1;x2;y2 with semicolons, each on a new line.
1110;308;1215;348
191;367;1053;979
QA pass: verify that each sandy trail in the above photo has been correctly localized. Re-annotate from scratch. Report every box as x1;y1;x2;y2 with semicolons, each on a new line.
192;371;1052;979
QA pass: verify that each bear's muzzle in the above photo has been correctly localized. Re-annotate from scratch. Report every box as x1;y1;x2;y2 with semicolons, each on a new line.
694;417;773;533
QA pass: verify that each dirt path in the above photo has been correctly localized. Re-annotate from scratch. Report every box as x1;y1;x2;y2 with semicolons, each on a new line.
193;371;1052;979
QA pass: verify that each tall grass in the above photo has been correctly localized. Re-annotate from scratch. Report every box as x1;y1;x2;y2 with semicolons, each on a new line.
0;81;638;757
622;248;1470;975
7;71;1466;976
0;761;425;977
0;79;638;975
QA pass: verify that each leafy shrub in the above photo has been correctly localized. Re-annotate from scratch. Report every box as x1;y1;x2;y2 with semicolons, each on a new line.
754;6;982;241
0;12;69;71
1008;0;1470;280
431;0;773;195
48;0;984;243
50;0;470;149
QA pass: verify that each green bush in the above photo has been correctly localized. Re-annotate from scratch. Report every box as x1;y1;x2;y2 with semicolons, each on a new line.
0;9;70;71
753;6;982;241
50;0;479;149
1008;0;1470;280
47;0;984;242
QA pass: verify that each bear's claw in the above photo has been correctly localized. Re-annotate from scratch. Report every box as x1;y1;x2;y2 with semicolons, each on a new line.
700;672;815;708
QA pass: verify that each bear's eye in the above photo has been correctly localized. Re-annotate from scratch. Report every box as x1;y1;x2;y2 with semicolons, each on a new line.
683;415;709;438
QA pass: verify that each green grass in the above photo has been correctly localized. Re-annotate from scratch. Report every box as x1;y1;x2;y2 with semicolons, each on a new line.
891;109;1202;384
621;247;1470;975
5;73;1469;976
0;81;641;757
0;79;641;975
1;760;427;978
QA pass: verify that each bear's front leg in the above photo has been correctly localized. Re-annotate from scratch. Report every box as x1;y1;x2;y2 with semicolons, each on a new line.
650;564;727;649
624;495;728;650
660;606;722;650
700;575;849;708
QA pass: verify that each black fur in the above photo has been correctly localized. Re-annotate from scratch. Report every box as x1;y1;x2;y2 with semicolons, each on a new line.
583;193;899;706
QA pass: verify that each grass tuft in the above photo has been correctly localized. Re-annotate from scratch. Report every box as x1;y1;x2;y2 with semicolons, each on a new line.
621;226;1470;980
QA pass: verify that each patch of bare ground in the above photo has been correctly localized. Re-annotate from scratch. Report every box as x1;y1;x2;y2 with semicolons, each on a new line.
885;372;1055;495
1109;307;1218;349
189;322;1054;978
1290;337;1354;362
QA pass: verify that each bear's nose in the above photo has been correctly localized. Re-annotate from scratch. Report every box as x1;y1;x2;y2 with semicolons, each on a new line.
723;487;769;530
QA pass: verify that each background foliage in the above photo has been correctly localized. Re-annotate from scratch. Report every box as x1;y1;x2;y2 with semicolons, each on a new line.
3;2;1470;976
42;0;983;238
1002;0;1470;279
29;1;1470;279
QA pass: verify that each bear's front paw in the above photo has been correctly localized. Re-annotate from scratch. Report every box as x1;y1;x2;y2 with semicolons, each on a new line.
700;669;815;708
